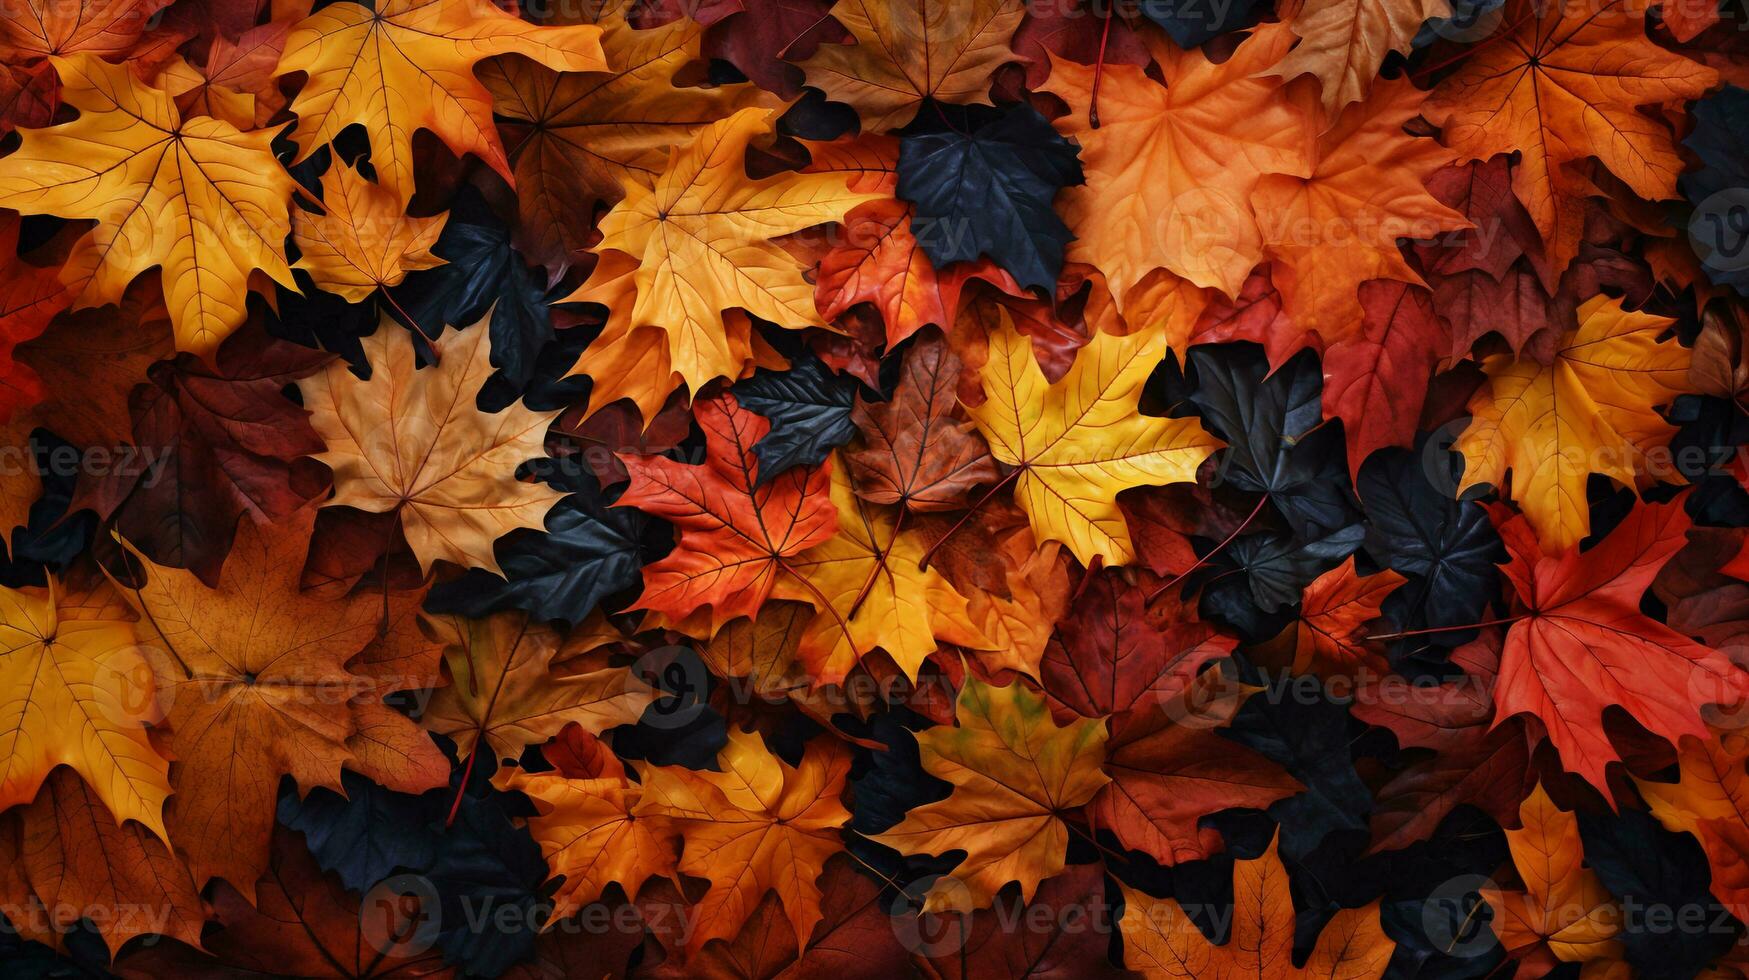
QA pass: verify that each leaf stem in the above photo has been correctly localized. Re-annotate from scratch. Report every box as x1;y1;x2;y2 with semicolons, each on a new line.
1365;615;1527;642
1089;5;1113;130
1146;493;1269;604
917;466;1022;571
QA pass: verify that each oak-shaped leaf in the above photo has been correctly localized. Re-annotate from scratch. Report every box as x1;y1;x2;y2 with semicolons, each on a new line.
895;102;1083;294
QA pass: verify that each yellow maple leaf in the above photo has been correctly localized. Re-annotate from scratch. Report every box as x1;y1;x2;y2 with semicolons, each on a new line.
1269;0;1451;114
635;728;850;957
0;579;171;844
294;162;447;303
966;309;1221;568
874;674;1109;912
774;464;987;684
797;0;1025;131
422;611;653;762
0;53;297;357
1456;295;1691;554
297;315;568;574
1041;24;1315;305
276;0;607;206
1119;831;1395;978
1480;784;1624;968
481;0;776;273
592;106;881;394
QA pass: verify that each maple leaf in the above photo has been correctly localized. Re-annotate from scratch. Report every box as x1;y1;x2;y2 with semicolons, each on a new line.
294;162;448;303
1252;77;1467;343
1636;730;1749;912
297;315;567;575
796;0;1025;130
0;53;297;357
496;751;676;921
158;21;290;130
421;610;653;762
481;0;776;276
0;0;170;64
873;673;1109;912
1117;831;1395;978
1288;556;1405;677
774;465;987;683
0;213;71;421
0;578;171;841
1423;0;1716;276
634;728;851;958
591;107;880;393
1480;783;1624;971
76;322;330;586
845;329;1000;512
965;305;1221;567
1269;0;1451;114
121;827;450;978
614;391;838;635
10;768;204;957
1321;281;1450;480
1455;295;1690;554
1493;499;1749;795
114;506;446;897
1041;24;1315;304
276;0;607;206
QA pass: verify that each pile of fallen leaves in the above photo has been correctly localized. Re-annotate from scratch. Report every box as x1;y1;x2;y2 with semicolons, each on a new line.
1;0;1748;975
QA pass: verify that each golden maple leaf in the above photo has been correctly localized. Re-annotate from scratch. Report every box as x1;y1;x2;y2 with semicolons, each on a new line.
796;0;1025;131
965;308;1221;568
1455;295;1691;554
276;0;607;206
1269;0;1451;114
114;507;446;898
497;751;677;921
0;54;297;357
1423;0;1717;275
1480;784;1624;970
1041;24;1315;305
481;0;776;274
421;610;653;762
874;674;1109;912
1118;831;1396;978
774;465;987;684
591;107;881;394
0;578;172;844
293;162;447;303
297;315;567;575
635;728;851;957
